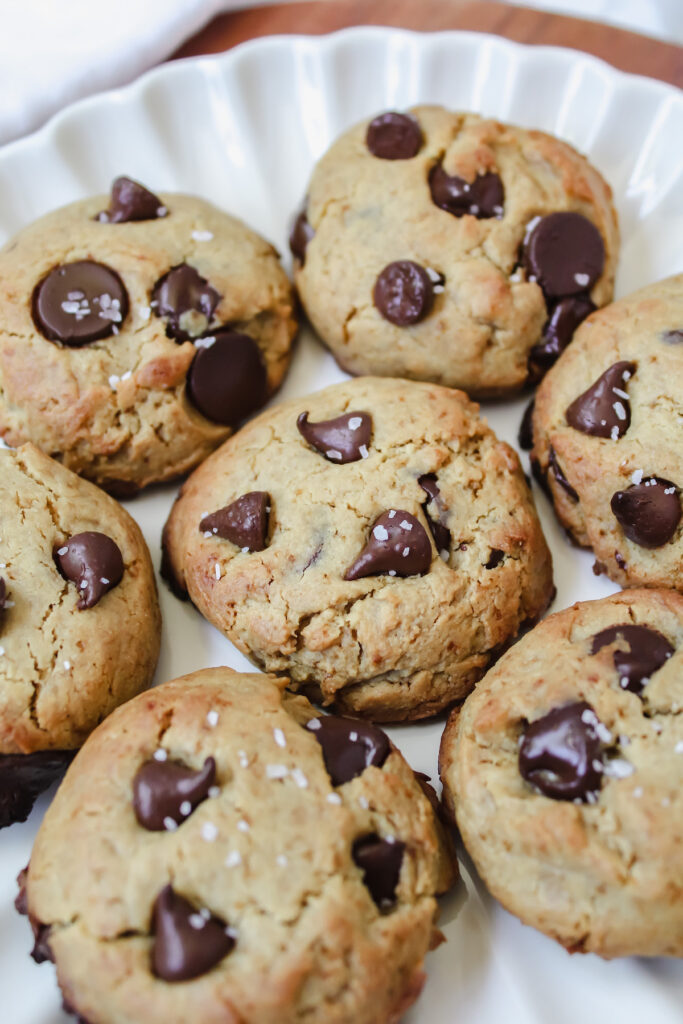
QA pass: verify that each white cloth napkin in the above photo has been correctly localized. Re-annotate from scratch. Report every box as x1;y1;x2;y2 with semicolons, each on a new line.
1;0;681;147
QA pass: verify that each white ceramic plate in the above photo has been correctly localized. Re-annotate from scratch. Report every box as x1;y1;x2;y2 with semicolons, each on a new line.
1;26;682;1024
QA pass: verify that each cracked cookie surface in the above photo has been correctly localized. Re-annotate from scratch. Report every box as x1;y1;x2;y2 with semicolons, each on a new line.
162;377;554;721
0;443;160;755
0;188;297;494
24;667;455;1024
293;105;618;397
439;589;683;958
532;274;683;591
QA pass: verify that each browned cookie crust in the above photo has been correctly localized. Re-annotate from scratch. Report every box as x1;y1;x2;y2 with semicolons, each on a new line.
0;182;297;493
162;377;553;721
532;274;683;591
0;444;160;823
24;668;456;1024
293;106;618;397
440;589;683;958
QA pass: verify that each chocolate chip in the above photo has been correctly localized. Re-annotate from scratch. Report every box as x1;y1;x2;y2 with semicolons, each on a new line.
548;446;579;502
373;261;433;326
133;756;216;831
352;834;405;908
611;477;681;548
305;715;390;785
519;701;605;802
0;750;75;829
485;549;504;569
615;551;627;570
566;361;635;439
289;206;314;264
591;624;674;695
0;576;7;627
528;294;596;375
54;532;124;609
344;510;432;581
366;112;422;160
661;329;683;344
97;176;166;224
151;263;220;341
32;260;129;346
418;474;451;556
429;165;504;219
518;398;535;451
522;212;605;298
199;492;269;552
187;330;267;425
297;410;372;464
152;885;234;982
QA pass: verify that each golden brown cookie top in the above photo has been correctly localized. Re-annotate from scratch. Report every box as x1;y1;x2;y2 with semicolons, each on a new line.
440;588;683;959
162;377;553;721
0;443;159;754
26;667;455;1024
0;183;297;493
293;106;618;396
532;274;683;591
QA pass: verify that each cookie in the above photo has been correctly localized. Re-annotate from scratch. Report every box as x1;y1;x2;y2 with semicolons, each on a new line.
531;274;683;591
0;177;297;494
439;589;683;958
0;443;160;827
20;667;455;1024
291;106;618;397
162;377;554;721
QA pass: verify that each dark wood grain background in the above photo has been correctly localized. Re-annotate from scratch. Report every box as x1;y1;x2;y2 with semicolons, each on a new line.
174;0;683;87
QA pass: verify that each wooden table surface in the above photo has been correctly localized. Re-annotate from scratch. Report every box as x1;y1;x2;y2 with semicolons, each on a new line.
174;0;683;88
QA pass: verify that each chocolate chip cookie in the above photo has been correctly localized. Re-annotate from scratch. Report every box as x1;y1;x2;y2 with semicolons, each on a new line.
20;667;455;1024
0;177;297;495
0;443;160;828
439;588;683;958
291;106;618;397
531;274;683;591
162;377;554;721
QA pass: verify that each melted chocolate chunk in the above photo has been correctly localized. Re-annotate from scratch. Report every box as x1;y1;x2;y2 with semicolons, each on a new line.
615;551;627;570
0;576;7;627
344;510;432;581
528;294;596;375
661;329;683;344
133;756;216;831
485;549;504;569
152;885;234;982
0;750;75;829
429;165;504;219
297;410;372;464
97;176;166;224
519;701;605;802
187;329;267;425
418;474;451;556
591;623;674;695
352;834;405;908
306;715;390;785
373;261;433;326
54;532;124;609
566;361;635;439
366;112;422;160
611;477;681;548
522;212;605;298
518;398;535;451
289;206;315;263
199;492;269;552
548;446;579;502
32;260;129;346
151;263;220;341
